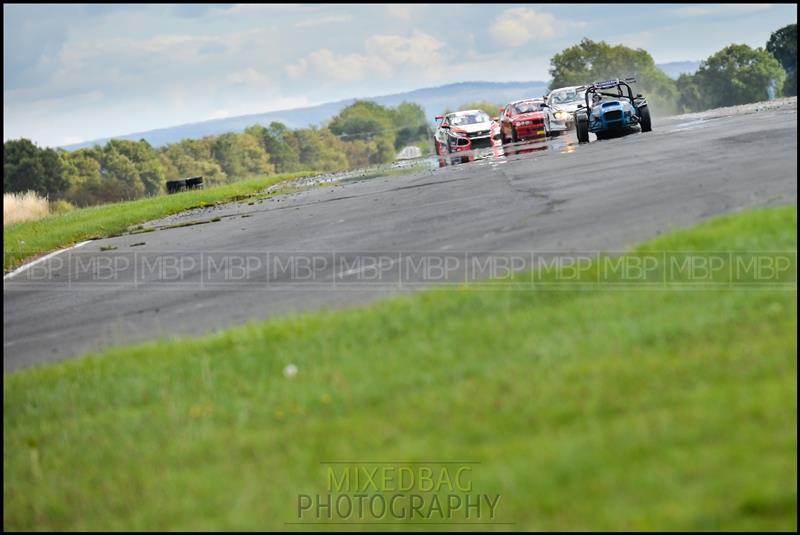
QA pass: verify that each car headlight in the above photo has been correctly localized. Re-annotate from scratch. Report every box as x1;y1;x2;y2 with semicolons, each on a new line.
554;111;569;121
516;120;532;126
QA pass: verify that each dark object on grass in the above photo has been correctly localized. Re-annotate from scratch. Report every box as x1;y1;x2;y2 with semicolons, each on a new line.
166;179;186;194
166;176;203;194
185;176;204;189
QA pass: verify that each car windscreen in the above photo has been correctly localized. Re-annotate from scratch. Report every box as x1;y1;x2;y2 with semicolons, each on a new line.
449;112;490;126
550;90;581;104
512;102;543;114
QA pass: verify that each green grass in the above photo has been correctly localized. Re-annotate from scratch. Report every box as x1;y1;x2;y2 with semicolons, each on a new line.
4;206;797;531
3;172;314;272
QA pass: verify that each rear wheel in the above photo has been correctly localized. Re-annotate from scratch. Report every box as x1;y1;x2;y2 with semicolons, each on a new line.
576;114;590;143
639;105;652;132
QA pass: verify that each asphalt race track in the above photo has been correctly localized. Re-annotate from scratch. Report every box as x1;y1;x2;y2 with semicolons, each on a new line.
4;99;797;372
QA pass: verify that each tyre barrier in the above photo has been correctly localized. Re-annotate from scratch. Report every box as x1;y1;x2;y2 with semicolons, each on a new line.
166;179;186;194
166;176;204;194
185;176;204;189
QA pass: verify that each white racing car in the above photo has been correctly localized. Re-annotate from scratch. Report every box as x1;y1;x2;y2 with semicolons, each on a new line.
545;86;585;133
433;110;494;166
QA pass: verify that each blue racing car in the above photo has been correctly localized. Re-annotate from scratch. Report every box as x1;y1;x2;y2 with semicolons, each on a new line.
574;78;652;143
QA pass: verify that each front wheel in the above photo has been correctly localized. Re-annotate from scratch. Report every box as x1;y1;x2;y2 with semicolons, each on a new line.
435;140;447;167
501;128;512;148
576;114;590;143
639;105;652;132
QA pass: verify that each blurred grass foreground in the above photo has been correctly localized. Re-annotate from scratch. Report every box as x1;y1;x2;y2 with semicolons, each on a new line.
3;206;797;530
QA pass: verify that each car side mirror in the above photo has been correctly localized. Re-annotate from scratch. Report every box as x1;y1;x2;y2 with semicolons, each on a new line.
440;123;450;129
577;104;585;109
493;117;499;122
541;103;549;108
636;94;643;98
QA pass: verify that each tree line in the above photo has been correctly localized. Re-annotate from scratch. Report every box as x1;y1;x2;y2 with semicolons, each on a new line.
3;101;431;207
548;24;796;115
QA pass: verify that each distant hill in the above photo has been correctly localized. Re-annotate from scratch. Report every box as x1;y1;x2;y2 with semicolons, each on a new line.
657;61;701;79
62;80;550;150
61;68;701;150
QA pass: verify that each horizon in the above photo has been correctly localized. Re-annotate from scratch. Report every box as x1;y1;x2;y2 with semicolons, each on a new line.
57;79;554;150
5;3;797;147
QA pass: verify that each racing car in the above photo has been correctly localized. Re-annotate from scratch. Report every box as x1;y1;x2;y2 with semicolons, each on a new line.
545;85;585;132
498;99;549;146
433;110;493;167
573;78;652;143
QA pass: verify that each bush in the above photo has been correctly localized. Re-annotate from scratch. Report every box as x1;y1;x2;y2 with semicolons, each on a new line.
49;199;76;215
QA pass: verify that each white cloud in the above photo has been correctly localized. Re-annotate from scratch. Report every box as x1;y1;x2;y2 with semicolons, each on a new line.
671;4;772;17
488;8;558;47
294;14;352;28
307;48;392;82
385;5;412;20
285;58;307;79
487;7;583;48
209;4;315;17
286;30;445;83
366;30;445;69
226;68;273;88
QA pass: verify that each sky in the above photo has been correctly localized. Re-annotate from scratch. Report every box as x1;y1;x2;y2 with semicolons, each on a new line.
4;3;797;147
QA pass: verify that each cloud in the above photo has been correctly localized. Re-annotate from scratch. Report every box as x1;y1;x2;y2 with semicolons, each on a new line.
207;4;317;19
670;4;772;17
3;5;69;90
366;30;445;70
226;68;272;87
285;58;308;79
385;5;412;20
306;48;392;82
10;26;281;103
286;30;445;83
616;30;655;50
488;7;582;48
294;14;352;28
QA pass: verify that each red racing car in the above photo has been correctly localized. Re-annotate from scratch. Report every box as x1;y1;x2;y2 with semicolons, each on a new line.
498;99;549;146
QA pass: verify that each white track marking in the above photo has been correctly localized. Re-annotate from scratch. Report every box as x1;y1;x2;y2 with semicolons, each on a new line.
4;240;92;281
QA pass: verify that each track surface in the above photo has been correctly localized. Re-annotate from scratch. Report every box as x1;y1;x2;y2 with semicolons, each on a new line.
4;100;797;372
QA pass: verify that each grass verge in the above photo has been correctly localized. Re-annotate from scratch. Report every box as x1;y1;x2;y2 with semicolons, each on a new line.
3;206;797;530
3;172;313;272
